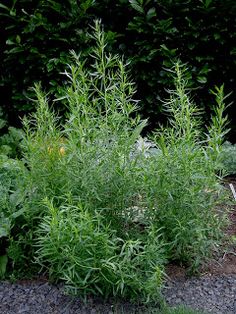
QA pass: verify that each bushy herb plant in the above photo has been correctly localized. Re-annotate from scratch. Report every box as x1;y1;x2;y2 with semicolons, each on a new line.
141;64;229;270
22;20;147;229
3;20;229;301
21;21;166;302
36;200;166;301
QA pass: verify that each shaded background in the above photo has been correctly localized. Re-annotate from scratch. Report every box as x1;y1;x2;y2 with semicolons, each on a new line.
1;0;236;140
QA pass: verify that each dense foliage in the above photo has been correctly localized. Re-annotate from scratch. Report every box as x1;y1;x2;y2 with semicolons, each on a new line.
1;0;236;139
0;23;230;303
0;0;94;124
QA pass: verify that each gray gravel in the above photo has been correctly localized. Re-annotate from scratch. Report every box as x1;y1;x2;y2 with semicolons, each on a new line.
1;275;236;313
163;274;236;314
0;280;156;314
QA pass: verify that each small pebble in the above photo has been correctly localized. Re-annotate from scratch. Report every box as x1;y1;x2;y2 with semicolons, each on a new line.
163;274;236;313
1;275;236;313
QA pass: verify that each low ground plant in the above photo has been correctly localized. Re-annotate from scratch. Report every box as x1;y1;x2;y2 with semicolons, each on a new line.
0;21;230;303
220;141;236;175
0;109;23;158
161;305;206;314
0;154;32;278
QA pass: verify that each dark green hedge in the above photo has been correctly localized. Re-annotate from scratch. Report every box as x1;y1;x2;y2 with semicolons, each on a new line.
1;0;236;138
121;0;236;136
0;0;95;124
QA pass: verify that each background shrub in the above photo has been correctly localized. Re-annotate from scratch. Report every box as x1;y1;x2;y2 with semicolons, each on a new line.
122;0;236;137
0;0;95;123
1;0;236;140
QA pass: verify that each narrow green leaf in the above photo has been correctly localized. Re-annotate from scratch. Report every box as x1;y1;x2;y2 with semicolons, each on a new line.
129;0;144;14
0;3;9;10
146;7;156;20
6;39;15;45
197;76;207;84
0;255;8;278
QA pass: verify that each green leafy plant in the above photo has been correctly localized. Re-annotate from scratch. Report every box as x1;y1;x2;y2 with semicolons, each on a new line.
141;63;229;270
0;127;24;158
36;199;166;301
22;20;147;230
5;20;229;303
0;255;8;279
0;153;32;277
0;109;24;158
21;20;167;301
0;156;25;238
161;304;206;314
220;141;236;175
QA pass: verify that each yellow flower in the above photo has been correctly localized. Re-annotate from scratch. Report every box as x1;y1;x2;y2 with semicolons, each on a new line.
46;137;67;156
47;146;53;154
59;146;65;156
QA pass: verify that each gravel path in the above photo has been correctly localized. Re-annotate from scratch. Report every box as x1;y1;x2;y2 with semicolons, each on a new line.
163;274;236;314
1;275;236;313
0;280;155;314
